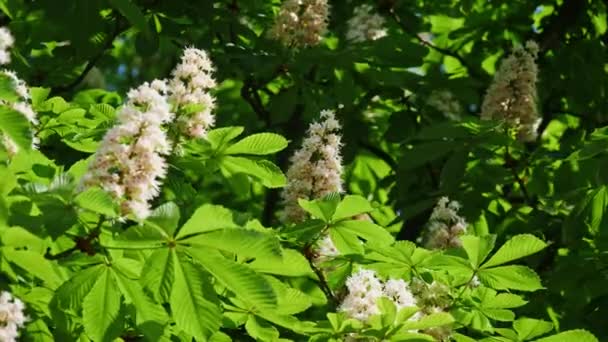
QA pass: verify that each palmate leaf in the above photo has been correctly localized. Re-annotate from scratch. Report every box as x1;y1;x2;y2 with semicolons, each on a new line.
513;318;553;340
331;195;374;221
113;267;168;333
224;132;288;155
482;234;547;268
187;248;277;310
248;249;315;277
141;248;175;303
477;265;543;291
461;235;497;268
176;204;237;239
82;267;124;342
182;228;282;260
74;187;118;217
332;219;394;245
54;264;104;312
170;251;222;340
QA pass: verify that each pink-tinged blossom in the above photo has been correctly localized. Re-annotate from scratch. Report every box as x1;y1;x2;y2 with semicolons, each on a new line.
346;4;387;43
481;41;540;142
0;291;27;342
269;0;330;48
424;197;468;250
81;81;173;220
168;47;216;139
280;109;343;223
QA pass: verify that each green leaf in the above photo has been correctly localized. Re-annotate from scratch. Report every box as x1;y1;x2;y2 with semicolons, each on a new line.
183;228;282;260
176;204;237;238
23;319;54;342
74;187;118;217
187;248;277;310
484;293;528;309
108;0;150;36
440;148;468;192
478;265;543;291
114;268;168;328
0;73;22;102
513;318;553;340
332;219;394;245
224;132;288;155
146;202;181;237
533;330;598;342
82;267;123;342
207;126;244;150
332;195;374;221
402;311;454;330
482;234;547;268
3;249;64;288
54;265;104;311
298;195;340;222
101;224;167;249
248;249;315;277
461;235;496;268
245;314;280;341
171;252;222;340
330;228;364;255
141;248;174;303
0;105;33;151
221;156;286;188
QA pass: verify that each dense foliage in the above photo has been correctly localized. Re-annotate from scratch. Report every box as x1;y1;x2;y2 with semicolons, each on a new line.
0;0;607;341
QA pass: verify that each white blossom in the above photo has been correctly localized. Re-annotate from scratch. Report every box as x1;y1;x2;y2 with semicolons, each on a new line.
0;291;27;342
80;81;173;220
280;109;343;223
168;47;217;139
481;41;540;142
269;0;330;48
383;279;417;310
424;197;467;249
339;269;384;322
0;27;14;65
346;4;387;43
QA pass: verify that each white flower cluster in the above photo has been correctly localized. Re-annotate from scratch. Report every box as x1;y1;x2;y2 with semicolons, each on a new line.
480;41;540;142
81;80;173;220
269;0;330;48
346;4;387;43
427;90;463;121
0;27;14;65
424;197;467;249
169;48;216;138
280;109;343;223
339;269;418;323
0;291;27;342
